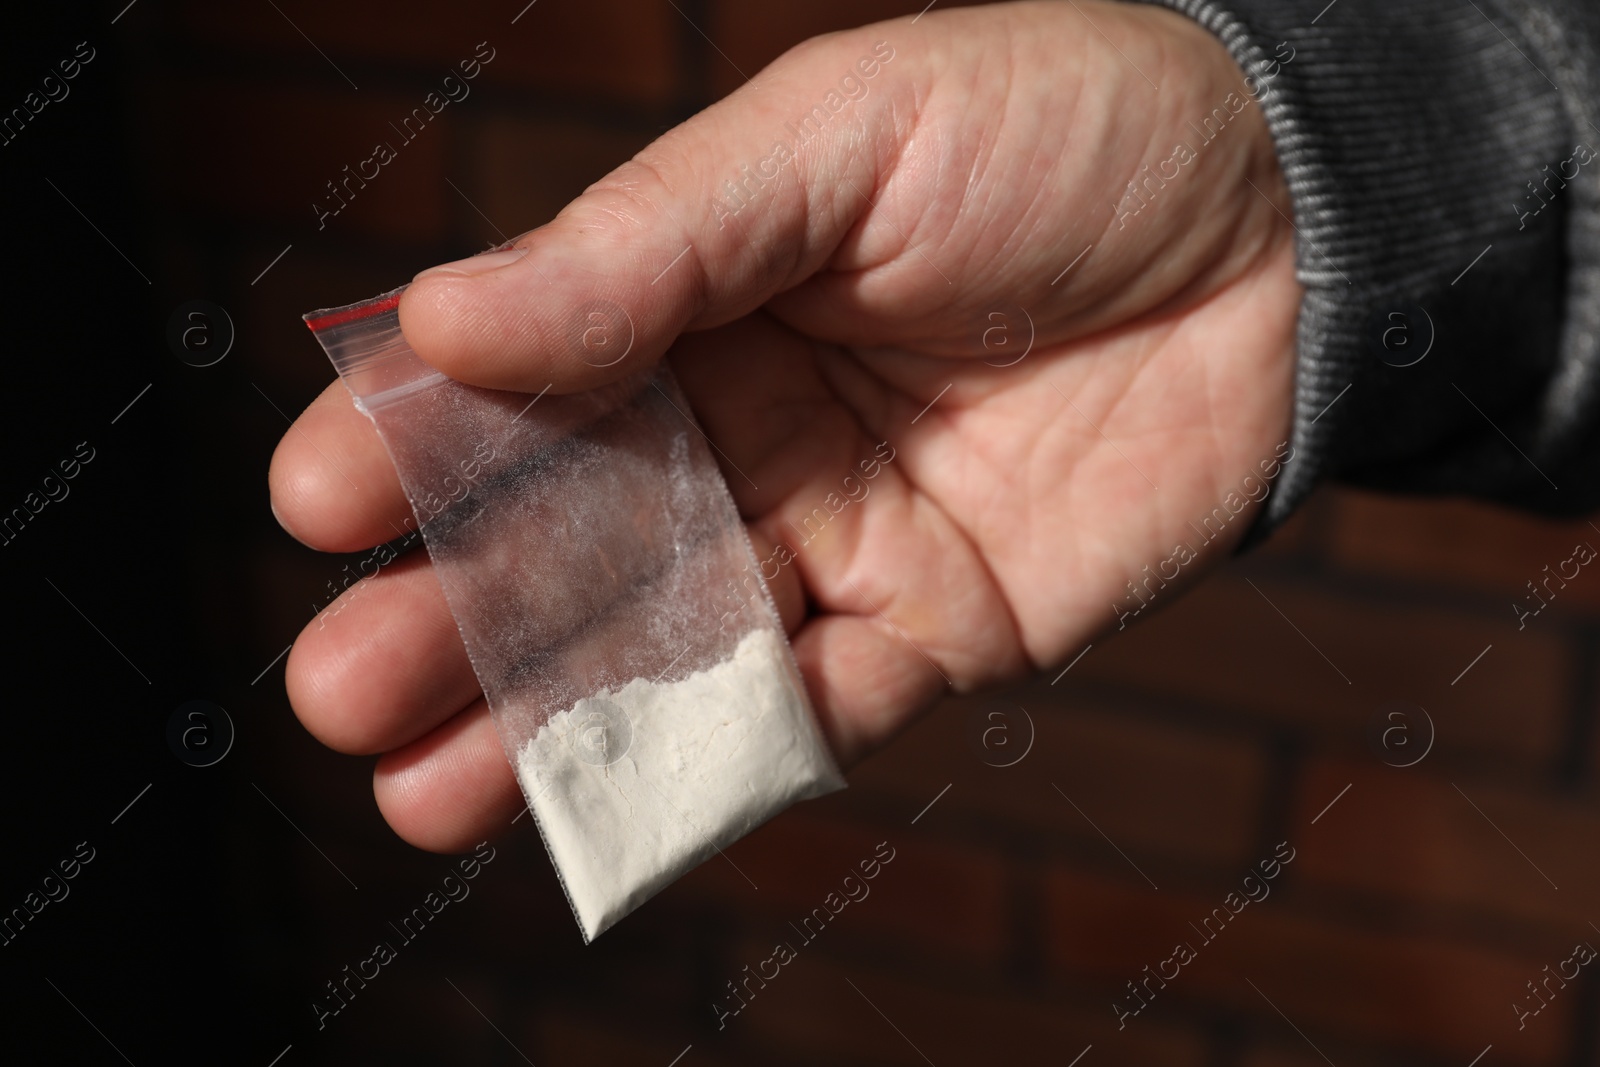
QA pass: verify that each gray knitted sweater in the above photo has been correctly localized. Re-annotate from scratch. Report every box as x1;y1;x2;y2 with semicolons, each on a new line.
1137;0;1600;543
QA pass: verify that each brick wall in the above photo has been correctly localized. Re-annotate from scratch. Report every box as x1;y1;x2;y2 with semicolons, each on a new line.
106;1;1600;1064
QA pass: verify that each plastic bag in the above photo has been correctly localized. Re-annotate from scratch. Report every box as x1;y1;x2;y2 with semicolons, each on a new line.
305;286;845;941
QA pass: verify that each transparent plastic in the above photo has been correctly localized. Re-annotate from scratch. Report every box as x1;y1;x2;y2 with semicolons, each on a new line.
305;286;845;941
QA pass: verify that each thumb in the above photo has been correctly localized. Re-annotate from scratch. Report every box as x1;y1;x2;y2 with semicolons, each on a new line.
398;32;907;394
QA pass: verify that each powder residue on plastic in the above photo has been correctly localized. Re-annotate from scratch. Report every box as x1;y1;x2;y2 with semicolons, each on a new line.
518;626;842;941
305;300;843;944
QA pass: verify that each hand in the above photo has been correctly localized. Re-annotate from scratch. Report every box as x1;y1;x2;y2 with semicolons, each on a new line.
269;0;1300;852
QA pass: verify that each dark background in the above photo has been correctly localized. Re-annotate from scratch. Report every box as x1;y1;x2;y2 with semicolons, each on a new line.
5;1;1600;1065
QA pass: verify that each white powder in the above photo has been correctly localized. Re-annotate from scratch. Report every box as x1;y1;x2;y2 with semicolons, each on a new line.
518;626;845;941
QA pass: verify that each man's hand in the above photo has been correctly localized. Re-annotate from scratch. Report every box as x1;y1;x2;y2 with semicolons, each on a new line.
269;0;1300;852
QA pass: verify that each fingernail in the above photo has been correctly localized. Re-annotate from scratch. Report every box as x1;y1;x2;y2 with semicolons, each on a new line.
415;247;528;279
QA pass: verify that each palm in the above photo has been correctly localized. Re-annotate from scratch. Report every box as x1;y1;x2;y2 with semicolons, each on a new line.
273;0;1298;851
673;224;1295;758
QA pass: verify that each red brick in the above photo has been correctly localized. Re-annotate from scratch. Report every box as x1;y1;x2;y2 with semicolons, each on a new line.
1241;1036;1568;1067
705;0;1006;98
1241;1044;1365;1067
312;968;500;1063
1241;1040;1553;1067
851;693;1267;872
1240;1041;1429;1067
1073;571;1570;767
1292;758;1600;936
1044;866;1565;1065
1329;489;1600;612
458;114;654;240
673;808;1010;966
538;1009;740;1066
171;0;677;105
730;939;1207;1067
134;76;450;243
1250;485;1323;560
413;839;579;969
1588;707;1600;793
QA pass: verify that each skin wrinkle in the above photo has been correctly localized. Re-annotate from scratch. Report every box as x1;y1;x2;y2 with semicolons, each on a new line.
1194;230;1297;513
1013;55;1103;266
724;69;830;273
864;83;922;257
724;313;1025;686
848;138;924;276
376;699;520;848
892;487;1027;681
1135;155;1291;346
966;72;1127;343
931;413;1043;662
1112;239;1288;547
710;135;842;325
989;162;1074;297
811;356;1030;683
751;171;827;318
942;43;1009;225
1138;227;1252;334
949;17;1088;277
983;56;1086;259
971;395;1047;553
564;163;705;334
858;63;933;263
588;156;680;233
996;328;1169;617
727;338;846;491
808;339;897;447
297;558;480;754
